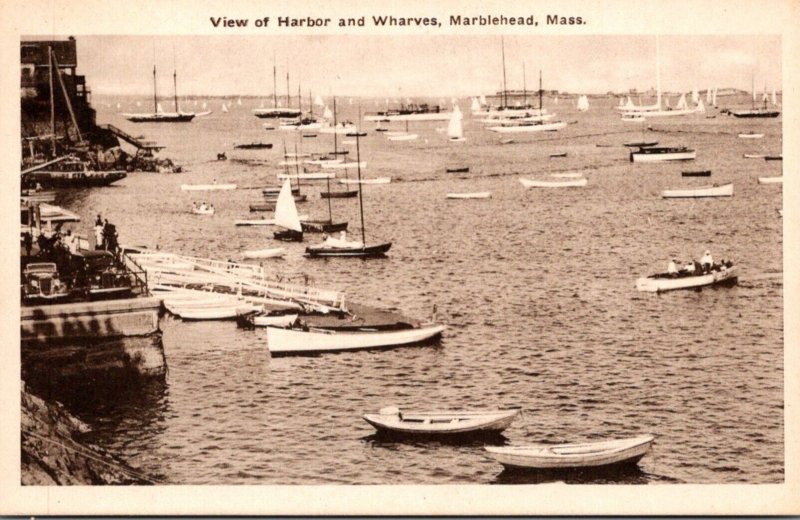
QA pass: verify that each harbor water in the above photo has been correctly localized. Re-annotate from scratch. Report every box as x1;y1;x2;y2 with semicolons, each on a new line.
57;96;782;484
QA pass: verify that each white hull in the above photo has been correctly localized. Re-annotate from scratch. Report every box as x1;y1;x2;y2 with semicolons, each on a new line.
181;183;237;191
243;247;286;259
738;133;764;139
622;108;698;118
320;161;367;170
277;172;335;181
758;176;783;184
446;192;492;199
279;123;323;131
266;324;445;355
488;121;567;133
175;305;257;320
636;266;737;292
252;313;298;327
520;177;587;188
364;113;451;122
305;158;343;166
632;151;696;162
485;435;654;469
743;153;767;159
661;183;733;198
338;177;391;185
191;208;215;215
363;408;520;435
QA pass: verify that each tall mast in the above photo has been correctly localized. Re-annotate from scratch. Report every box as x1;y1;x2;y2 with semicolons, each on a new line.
173;69;179;112
751;75;756;110
48;46;56;157
333;97;338;154
282;140;292;190
286;71;290;109
655;35;662;109
356;115;366;247
501;37;508;108
272;55;278;108
153;65;158;113
298;81;301;113
309;90;313;117
538;69;543;111
523;62;527;107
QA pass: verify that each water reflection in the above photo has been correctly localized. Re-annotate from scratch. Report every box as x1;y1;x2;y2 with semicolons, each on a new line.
491;462;652;485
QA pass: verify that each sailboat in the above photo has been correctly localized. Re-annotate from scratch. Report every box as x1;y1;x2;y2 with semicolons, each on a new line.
302;172;349;233
123;60;196;122
272;178;304;242
305;131;392;258
617;37;700;117
730;76;780;118
320;98;359;199
221;102;229;113
254;65;302;119
447;105;465;142
576;95;590;112
488;70;566;133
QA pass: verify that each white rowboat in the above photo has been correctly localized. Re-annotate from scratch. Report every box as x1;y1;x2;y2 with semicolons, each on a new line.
251;313;298;327
661;183;733;198
485;435;655;470
243;248;286;259
363;407;520;436
338;177;391;185
738;133;764;139
277;172;335;181
181;183;236;191
520;177;587;188
387;133;419;141
636;266;737;292
758;176;783;184
266;324;445;355
446;192;492;199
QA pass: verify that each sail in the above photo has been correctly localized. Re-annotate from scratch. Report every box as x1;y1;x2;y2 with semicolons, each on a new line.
471;97;480;111
675;93;688;110
695;99;705;113
706;88;712;104
625;96;634;109
772;88;778;106
314;95;324;107
479;95;486;104
577;95;589;112
202;101;207;109
237;98;242;105
222;103;229;113
274;179;302;232
619;97;625;107
116;103;121;110
447;105;464;140
323;105;333;119
136;100;142;107
691;88;699;104
156;102;165;114
712;88;718;106
554;96;559;105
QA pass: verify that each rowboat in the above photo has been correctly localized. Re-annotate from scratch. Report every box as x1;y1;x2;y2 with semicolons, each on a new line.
635;265;737;292
758;176;783;184
191;206;215;215
681;170;711;177
338;177;391;185
243;247;286;259
387;133;419;141
320;190;358;199
630;146;696;162
234;142;273;149
176;304;258;321
249;204;276;212
181;183;236;191
446;192;492;200
446;167;470;173
363;407;521;437
661;183;733;198
485;435;655;470
738;132;764;139
764;155;782;161
623;140;658;147
238;312;299;328
277;172;335;181
549;152;567;158
743;153;767;159
266;324;446;356
519;177;587;188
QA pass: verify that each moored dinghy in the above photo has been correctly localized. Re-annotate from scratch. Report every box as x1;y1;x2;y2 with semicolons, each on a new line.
446;192;492;199
758;176;783;184
630;146;696;162
520;177;587;188
636;262;737;292
363;406;521;438
485;435;655;470
266;323;446;356
661;183;733;198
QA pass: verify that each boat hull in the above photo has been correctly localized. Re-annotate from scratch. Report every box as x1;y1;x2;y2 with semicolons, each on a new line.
267;324;445;356
124;113;195;123
446;192;491;199
320;190;358;199
488;121;567;133
631;148;696;162
758;177;783;184
520;178;587;188
661;183;733;198
23;170;127;188
305;242;392;258
363;409;520;438
301;221;348;233
636;266;737;292
485;435;654;470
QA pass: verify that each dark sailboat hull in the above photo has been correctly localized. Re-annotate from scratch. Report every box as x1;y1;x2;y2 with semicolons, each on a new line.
23;170;127;189
682;170;711;177
320;190;358;199
125;114;195;123
305;242;392;258
273;229;303;242
301;221;348;233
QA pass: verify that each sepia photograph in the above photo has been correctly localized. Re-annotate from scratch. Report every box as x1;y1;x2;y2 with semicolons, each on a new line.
3;0;798;515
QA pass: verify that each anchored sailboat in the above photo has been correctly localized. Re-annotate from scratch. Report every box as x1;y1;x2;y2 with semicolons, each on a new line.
123;57;196;122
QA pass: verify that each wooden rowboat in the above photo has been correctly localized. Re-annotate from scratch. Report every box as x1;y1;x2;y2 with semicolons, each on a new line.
485;435;655;470
661;183;732;198
446;167;470;173
266;324;445;356
243;247;286;259
758;176;783;184
446;192;491;200
738;132;764;139
520;177;587;188
363;407;521;437
681;170;711;177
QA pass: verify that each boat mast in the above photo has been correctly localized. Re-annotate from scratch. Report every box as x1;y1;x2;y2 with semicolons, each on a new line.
282;140;293;190
333;97;338;155
173;69;179;113
501;36;508;108
538;69;543;111
48;46;56;157
286;71;290;109
273;55;278;108
523;61;527;107
356;111;366;247
309;90;313;117
655;35;662;109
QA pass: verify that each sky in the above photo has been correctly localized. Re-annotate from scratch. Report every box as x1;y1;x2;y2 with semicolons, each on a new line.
65;35;782;97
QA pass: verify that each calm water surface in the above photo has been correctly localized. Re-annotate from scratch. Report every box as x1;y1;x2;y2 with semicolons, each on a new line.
59;96;783;484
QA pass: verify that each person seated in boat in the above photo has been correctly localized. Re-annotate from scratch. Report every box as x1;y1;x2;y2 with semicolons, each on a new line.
681;260;696;275
323;230;363;249
667;258;679;277
700;250;713;273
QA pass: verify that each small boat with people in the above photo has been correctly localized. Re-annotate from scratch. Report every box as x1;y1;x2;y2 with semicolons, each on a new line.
661;183;733;198
484;435;655;471
630;146;696;162
636;256;737;292
519;177;587;188
363;407;521;438
266;323;446;356
191;202;215;215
